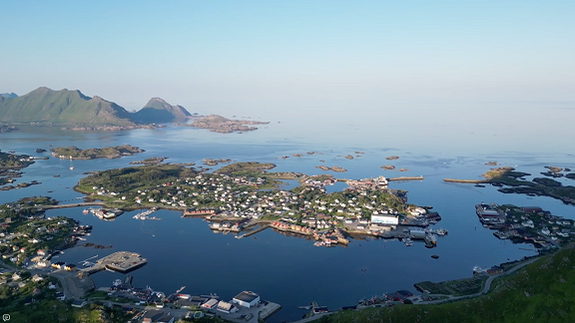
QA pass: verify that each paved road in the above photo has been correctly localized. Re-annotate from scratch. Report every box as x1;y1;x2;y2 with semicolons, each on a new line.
49;270;94;299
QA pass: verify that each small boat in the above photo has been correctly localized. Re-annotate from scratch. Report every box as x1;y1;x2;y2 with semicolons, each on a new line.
431;255;439;259
435;228;448;236
402;237;413;247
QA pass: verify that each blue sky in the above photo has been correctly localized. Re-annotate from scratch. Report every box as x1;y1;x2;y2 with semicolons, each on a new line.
2;1;574;116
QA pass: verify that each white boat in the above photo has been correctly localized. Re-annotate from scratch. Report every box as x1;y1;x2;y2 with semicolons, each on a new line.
435;228;448;236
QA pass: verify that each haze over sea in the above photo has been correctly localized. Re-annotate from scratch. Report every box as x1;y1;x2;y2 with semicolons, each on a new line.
2;106;575;322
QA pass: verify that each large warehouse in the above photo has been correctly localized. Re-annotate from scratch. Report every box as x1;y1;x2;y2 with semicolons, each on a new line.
232;291;260;308
370;214;399;225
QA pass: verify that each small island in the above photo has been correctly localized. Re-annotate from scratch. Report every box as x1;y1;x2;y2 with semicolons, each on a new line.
315;165;347;172
50;145;144;160
178;114;269;133
129;156;168;165
203;158;232;166
0;125;17;133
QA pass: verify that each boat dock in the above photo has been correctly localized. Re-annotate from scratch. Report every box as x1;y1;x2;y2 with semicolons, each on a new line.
133;207;160;220
80;251;147;274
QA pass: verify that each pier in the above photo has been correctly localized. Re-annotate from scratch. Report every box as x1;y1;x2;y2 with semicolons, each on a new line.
80;251;147;274
235;223;270;239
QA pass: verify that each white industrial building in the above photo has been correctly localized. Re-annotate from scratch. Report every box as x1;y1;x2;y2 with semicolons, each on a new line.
232;291;260;308
371;214;399;225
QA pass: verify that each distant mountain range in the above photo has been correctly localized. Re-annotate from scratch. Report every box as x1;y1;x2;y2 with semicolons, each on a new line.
0;92;18;98
0;87;193;126
132;97;191;123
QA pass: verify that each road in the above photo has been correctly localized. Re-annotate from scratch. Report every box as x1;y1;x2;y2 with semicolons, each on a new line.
49;270;94;299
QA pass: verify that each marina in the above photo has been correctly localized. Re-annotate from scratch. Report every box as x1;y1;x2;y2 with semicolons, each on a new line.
132;207;161;220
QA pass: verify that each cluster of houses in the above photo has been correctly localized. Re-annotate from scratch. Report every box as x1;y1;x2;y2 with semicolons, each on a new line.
88;172;434;243
477;203;575;249
0;212;83;268
92;172;412;223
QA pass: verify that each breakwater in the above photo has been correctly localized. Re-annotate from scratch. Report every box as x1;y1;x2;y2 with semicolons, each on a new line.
388;176;424;181
443;179;486;184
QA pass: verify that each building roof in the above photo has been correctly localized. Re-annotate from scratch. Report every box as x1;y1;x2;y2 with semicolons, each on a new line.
156;314;174;323
233;291;259;303
217;300;234;311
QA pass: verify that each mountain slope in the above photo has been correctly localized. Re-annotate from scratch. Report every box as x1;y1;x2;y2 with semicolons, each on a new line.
0;87;135;126
131;97;191;123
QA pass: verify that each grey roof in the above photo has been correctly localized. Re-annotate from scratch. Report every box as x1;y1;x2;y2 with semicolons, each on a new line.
233;291;259;303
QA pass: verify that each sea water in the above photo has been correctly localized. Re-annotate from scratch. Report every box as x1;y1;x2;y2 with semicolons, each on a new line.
2;105;575;322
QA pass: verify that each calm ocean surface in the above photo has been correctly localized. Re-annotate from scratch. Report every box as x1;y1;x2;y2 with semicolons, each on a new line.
2;109;575;322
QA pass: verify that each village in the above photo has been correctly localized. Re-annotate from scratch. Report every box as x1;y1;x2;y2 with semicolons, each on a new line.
475;203;575;250
80;166;444;248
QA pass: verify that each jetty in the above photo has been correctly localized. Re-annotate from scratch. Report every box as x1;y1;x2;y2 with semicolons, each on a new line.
443;178;486;184
388;176;424;181
235;223;271;239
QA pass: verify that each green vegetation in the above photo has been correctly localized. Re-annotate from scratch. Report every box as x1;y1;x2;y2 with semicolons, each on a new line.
215;161;276;174
0;197;76;266
73;162;414;224
131;97;191;123
414;276;486;296
1;296;130;323
319;245;575;323
76;164;196;195
0;87;135;126
0;150;34;169
50;145;144;160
